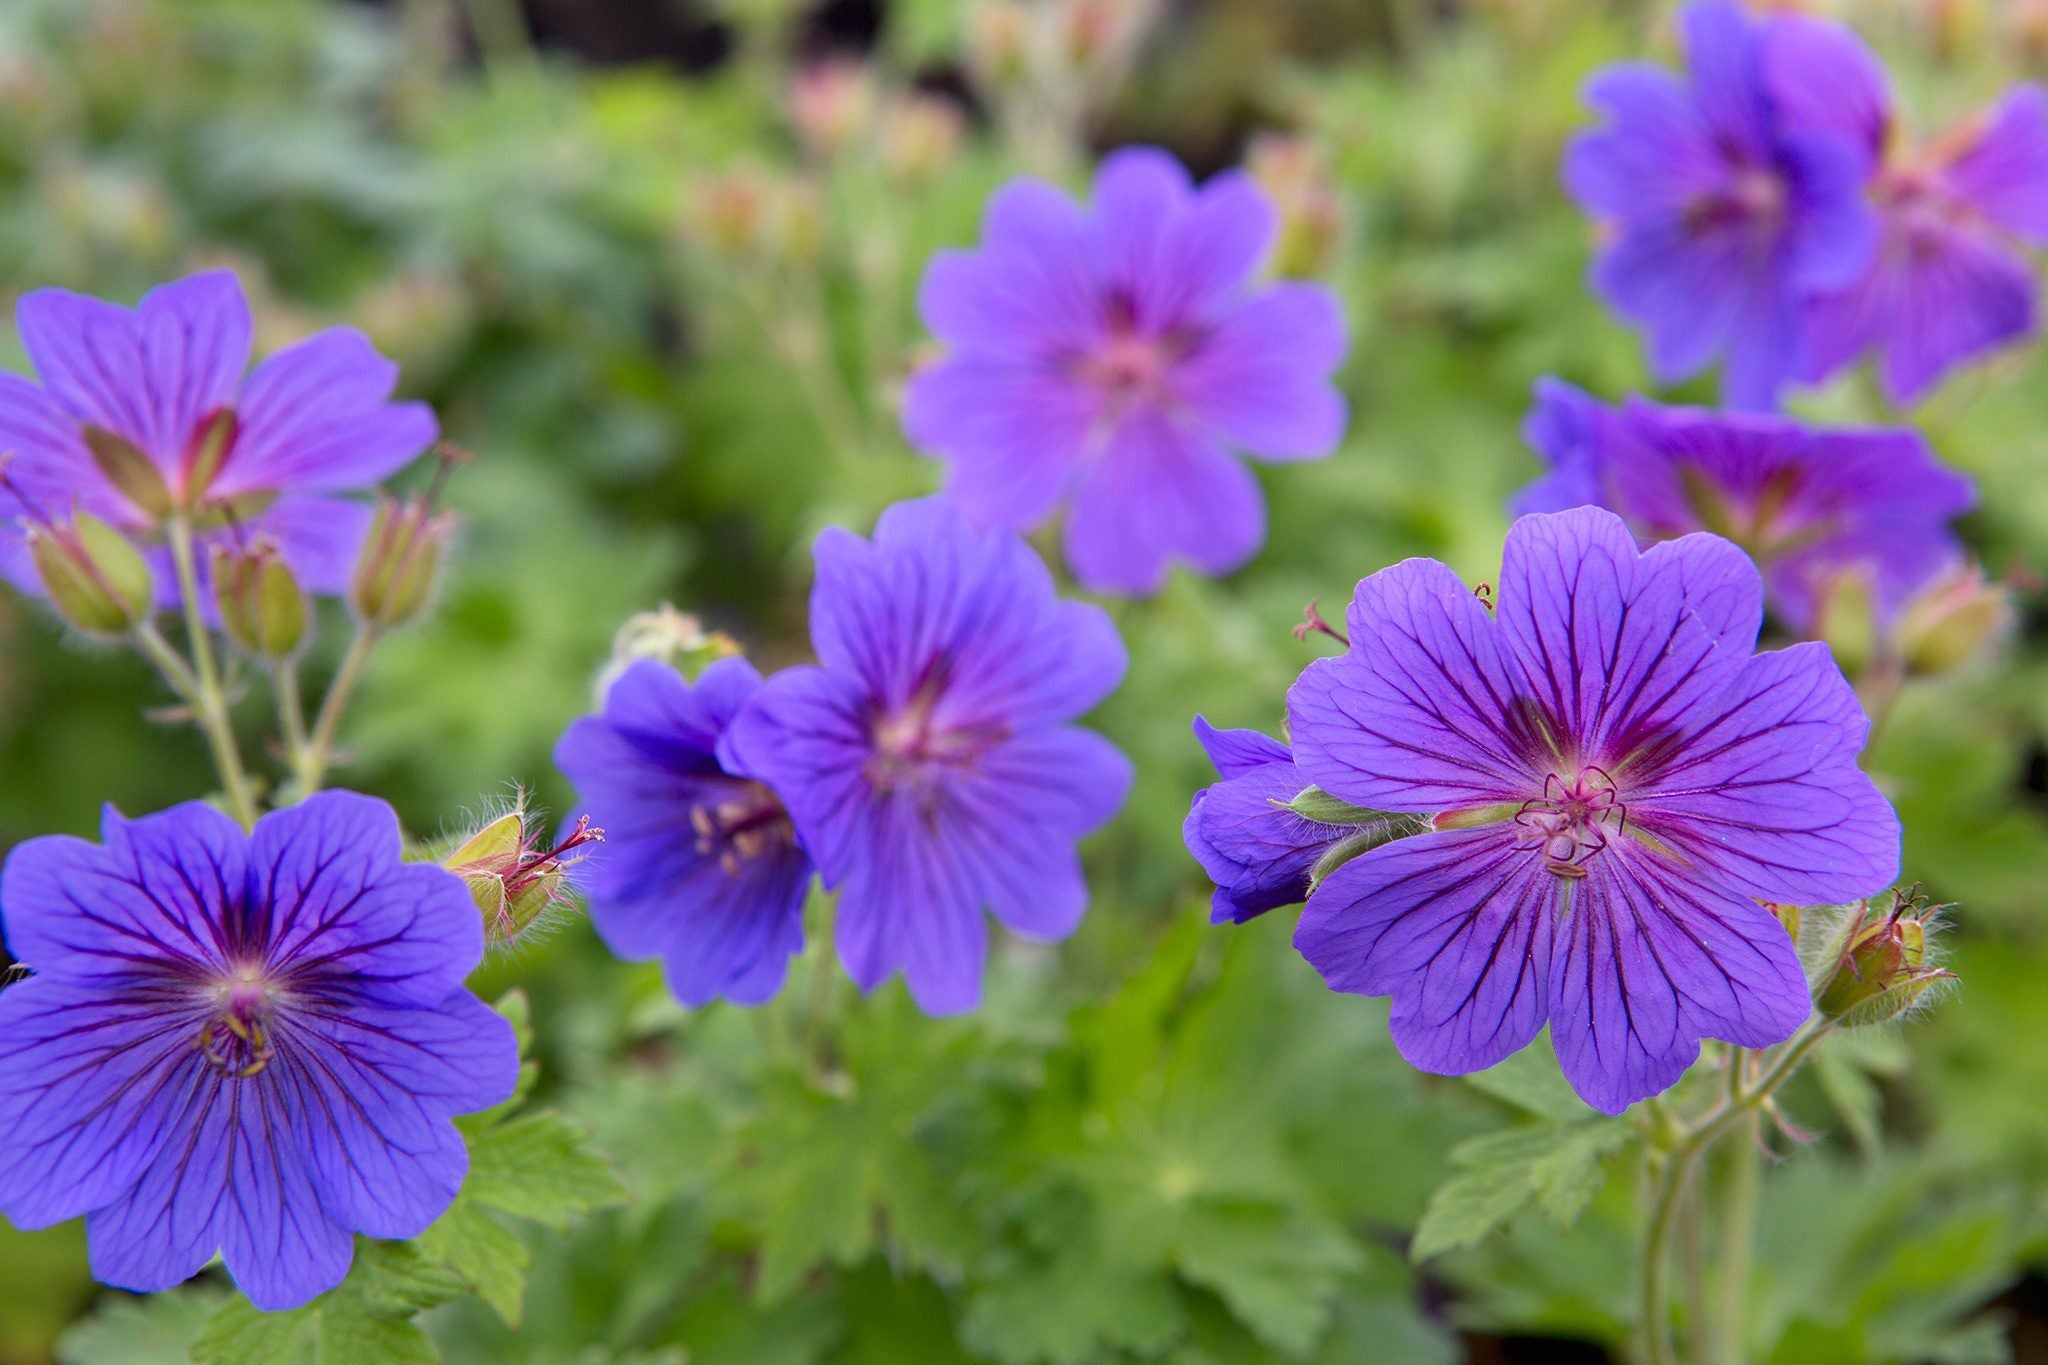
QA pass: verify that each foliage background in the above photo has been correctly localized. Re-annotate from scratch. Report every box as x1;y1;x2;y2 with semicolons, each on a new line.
4;0;2048;1360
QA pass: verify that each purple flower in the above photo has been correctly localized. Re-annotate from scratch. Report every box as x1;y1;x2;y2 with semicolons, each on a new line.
1516;377;1975;630
722;497;1131;1014
0;270;437;608
1563;1;1878;409
0;792;517;1309
1766;16;2048;404
554;657;815;1007
1288;507;1899;1114
1182;718;1360;924
902;146;1348;595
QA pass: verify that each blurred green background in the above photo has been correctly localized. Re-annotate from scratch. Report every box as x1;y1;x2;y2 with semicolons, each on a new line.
7;0;2048;1361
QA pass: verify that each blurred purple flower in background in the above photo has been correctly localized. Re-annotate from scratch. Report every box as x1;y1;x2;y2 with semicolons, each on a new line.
903;146;1348;595
556;656;815;1007
1767;15;2048;404
1517;377;1975;630
0;270;437;608
1286;507;1899;1113
724;497;1131;1014
0;793;517;1310
1563;0;1877;408
1182;718;1359;924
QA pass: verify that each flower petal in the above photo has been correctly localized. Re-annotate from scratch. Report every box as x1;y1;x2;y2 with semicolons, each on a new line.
0;976;200;1228
1288;557;1532;813
1;801;244;980
1636;640;1900;905
1185;755;1338;924
1191;716;1291;780
902;359;1097;531
1942;86;2048;240
1295;827;1556;1077
1496;506;1737;764
1549;850;1809;1114
1172;283;1347;460
1061;410;1266;595
248;792;482;1004
215;328;436;499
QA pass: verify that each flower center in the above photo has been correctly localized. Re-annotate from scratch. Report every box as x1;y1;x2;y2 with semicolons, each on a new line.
1515;768;1627;879
691;782;796;876
195;965;278;1079
1685;162;1787;242
864;688;1006;798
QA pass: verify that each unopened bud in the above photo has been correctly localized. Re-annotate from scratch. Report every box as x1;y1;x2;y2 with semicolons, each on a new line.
688;168;776;259
211;538;305;658
967;1;1032;87
82;424;174;521
444;806;602;946
881;94;966;186
1813;891;1953;1027
350;496;451;629
597;605;742;698
26;512;153;634
1814;567;1879;682
788;58;876;160
1248;134;1346;279
1894;564;2011;677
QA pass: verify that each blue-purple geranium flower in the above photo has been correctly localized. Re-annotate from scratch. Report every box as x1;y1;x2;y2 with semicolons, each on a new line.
903;146;1348;595
723;496;1131;1014
1287;507;1899;1114
0;792;517;1310
555;656;815;1007
1563;0;1878;409
1182;718;1366;924
1516;377;1975;631
0;270;437;608
1765;15;2048;404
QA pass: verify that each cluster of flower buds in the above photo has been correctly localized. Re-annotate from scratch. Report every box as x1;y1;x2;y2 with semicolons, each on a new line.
1818;562;2017;681
210;537;305;659
350;444;463;631
596;604;741;696
684;167;826;269
788;57;877;161
1811;888;1953;1028
443;802;603;948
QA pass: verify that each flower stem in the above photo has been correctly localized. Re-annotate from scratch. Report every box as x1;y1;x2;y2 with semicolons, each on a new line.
1714;1110;1763;1365
1636;1024;1831;1365
270;657;310;779
297;624;379;794
801;895;840;1081
165;517;259;829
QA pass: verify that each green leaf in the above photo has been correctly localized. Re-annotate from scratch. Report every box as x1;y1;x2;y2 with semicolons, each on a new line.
190;1298;315;1365
1462;1034;1590;1121
56;1288;230;1365
1174;1199;1363;1354
1410;1119;1633;1261
411;1199;530;1325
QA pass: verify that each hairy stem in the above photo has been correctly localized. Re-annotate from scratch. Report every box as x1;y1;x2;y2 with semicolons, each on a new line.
166;517;259;828
1714;1109;1763;1365
270;656;310;784
1637;1024;1831;1365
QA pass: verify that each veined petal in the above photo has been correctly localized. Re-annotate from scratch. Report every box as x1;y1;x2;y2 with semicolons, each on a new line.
1295;827;1556;1077
1061;410;1266;595
1549;849;1808;1115
1171;283;1348;460
1191;716;1291;780
216;328;436;499
903;359;1097;532
1634;640;1900;905
1289;557;1534;812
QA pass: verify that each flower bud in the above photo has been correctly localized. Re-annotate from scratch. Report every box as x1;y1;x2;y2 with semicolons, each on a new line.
967;1;1032;88
26;512;153;635
210;537;306;658
349;494;451;629
595;605;742;698
1813;892;1952;1028
881;94;966;187
81;424;174;521
1893;565;2011;677
444;806;603;947
788;58;876;160
1813;566;1879;682
1248;134;1347;280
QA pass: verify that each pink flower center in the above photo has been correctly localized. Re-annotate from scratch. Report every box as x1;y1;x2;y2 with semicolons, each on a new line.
865;686;1006;798
196;965;278;1079
1515;768;1627;879
691;783;796;876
